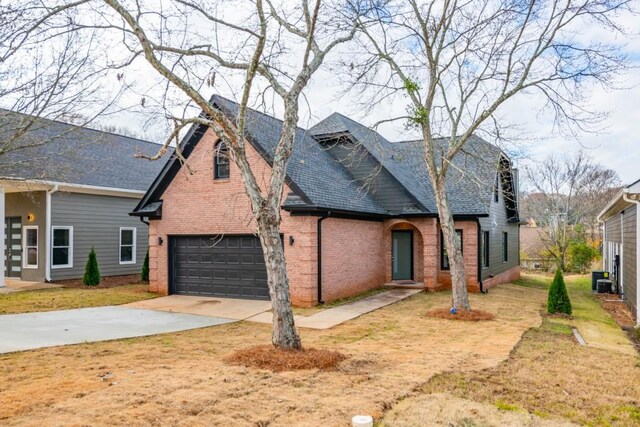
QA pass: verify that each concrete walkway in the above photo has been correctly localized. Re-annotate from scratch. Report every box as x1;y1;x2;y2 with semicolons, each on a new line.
0;279;62;294
0;306;233;354
246;288;422;330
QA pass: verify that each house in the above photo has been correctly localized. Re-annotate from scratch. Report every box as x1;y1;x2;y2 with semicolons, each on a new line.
132;95;521;307
520;219;551;271
598;179;640;323
0;111;166;286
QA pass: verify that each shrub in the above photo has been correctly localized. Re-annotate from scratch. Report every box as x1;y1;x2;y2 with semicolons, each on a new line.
83;247;101;286
547;269;572;315
141;248;150;282
568;241;598;273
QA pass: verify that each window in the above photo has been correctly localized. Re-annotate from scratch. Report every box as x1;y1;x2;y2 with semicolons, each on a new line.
52;226;73;268
494;173;500;202
23;226;38;269
502;232;509;262
214;141;230;179
119;227;137;264
441;229;463;270
482;231;490;268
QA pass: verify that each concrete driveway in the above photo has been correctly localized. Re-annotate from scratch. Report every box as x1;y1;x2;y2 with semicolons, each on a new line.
0;306;233;354
125;295;272;320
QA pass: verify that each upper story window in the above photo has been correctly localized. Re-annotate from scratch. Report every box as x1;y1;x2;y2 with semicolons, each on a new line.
494;173;500;203
214;141;230;179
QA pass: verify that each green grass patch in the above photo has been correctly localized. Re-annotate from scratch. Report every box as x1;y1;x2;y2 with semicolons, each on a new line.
495;400;521;412
0;284;157;314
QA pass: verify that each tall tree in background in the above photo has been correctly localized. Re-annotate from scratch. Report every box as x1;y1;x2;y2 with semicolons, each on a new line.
522;151;620;270
349;0;630;310
3;0;364;349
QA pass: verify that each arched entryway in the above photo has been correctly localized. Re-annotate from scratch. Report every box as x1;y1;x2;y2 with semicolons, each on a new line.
384;221;424;283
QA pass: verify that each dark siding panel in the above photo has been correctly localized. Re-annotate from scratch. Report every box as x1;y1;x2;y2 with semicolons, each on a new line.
479;178;519;281
50;192;148;280
623;205;637;319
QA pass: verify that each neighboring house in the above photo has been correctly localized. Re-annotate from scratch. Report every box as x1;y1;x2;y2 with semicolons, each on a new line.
0;111;166;285
520;219;551;271
132;95;521;307
598;179;640;323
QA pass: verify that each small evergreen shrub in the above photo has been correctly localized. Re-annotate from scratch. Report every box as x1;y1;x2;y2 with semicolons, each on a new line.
547;269;572;315
141;248;150;282
83;247;101;286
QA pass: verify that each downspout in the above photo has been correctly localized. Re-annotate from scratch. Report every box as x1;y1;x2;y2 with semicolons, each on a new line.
622;191;640;324
317;212;330;305
476;218;487;293
139;216;149;226
45;184;59;282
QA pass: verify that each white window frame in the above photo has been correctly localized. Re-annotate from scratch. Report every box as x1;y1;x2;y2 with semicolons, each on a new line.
51;226;73;269
23;225;38;269
119;227;137;265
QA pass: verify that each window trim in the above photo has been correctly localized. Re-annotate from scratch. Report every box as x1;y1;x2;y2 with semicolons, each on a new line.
51;226;74;269
502;231;509;263
441;229;463;271
482;230;490;269
119;227;137;265
214;141;230;180
22;225;39;269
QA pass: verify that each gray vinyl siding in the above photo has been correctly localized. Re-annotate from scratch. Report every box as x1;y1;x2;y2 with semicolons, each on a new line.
49;192;147;280
605;214;622;243
479;177;520;281
4;191;47;282
622;205;637;319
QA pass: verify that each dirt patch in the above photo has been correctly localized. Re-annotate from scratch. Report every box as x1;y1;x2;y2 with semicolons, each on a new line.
54;274;144;289
225;345;347;372
425;308;495;321
596;294;636;328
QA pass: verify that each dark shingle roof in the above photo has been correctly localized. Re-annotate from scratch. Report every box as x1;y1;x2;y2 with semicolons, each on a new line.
134;95;512;218
0;110;167;191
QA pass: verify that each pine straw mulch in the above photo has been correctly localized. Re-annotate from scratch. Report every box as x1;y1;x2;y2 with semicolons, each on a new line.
54;274;145;289
224;345;348;372
595;294;640;353
425;308;496;321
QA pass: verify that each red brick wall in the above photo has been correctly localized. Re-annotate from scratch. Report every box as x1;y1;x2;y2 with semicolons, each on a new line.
320;218;385;302
482;266;521;289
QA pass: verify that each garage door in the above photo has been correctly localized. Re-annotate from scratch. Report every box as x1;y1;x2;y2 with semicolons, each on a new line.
171;235;270;300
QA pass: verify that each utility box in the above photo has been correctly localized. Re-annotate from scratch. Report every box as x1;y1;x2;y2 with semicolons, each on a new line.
592;271;609;293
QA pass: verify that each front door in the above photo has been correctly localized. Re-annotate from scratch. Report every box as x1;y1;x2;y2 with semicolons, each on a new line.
392;230;413;281
4;217;22;278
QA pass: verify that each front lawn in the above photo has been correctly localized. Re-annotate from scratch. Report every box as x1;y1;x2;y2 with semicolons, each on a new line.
0;281;544;426
383;274;640;426
0;285;157;315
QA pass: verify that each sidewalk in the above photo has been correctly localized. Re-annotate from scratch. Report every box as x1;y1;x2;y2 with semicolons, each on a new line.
246;288;421;330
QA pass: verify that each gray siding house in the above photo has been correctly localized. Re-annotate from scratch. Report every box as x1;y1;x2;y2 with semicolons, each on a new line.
598;178;640;323
1;110;165;285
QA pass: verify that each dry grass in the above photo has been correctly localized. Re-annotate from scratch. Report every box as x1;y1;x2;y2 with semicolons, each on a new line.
224;345;347;372
0;284;156;314
425;308;496;321
386;275;640;427
55;274;144;289
0;282;544;426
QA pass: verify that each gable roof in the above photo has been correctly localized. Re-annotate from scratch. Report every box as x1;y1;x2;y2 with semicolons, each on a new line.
132;95;518;220
0;109;167;192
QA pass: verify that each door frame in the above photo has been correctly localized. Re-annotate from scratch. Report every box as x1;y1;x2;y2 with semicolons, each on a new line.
391;230;413;281
4;216;22;278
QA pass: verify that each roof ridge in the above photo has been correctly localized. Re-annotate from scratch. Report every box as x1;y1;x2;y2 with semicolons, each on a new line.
0;108;160;146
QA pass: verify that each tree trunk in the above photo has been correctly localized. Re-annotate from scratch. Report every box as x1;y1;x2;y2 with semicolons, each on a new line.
434;177;471;311
256;211;302;350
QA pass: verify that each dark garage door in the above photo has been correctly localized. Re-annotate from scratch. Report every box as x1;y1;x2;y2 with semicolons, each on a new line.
171;235;270;300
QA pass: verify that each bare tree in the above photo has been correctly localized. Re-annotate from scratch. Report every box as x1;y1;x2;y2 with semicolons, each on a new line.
522;151;620;270
6;0;363;349
348;0;631;310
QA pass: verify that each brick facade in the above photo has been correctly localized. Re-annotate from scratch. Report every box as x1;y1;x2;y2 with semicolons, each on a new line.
148;128;516;307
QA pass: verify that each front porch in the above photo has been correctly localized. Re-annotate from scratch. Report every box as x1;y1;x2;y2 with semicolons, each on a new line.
1;179;54;288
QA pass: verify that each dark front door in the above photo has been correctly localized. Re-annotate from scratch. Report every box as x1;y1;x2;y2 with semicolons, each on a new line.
4;217;22;278
392;230;413;281
170;235;270;300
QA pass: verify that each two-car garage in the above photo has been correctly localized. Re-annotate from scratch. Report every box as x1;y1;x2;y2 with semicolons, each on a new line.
169;235;270;300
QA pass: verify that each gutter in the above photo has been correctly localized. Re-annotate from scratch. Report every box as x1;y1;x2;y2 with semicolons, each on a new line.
317;212;330;305
45;184;60;282
622;191;640;324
